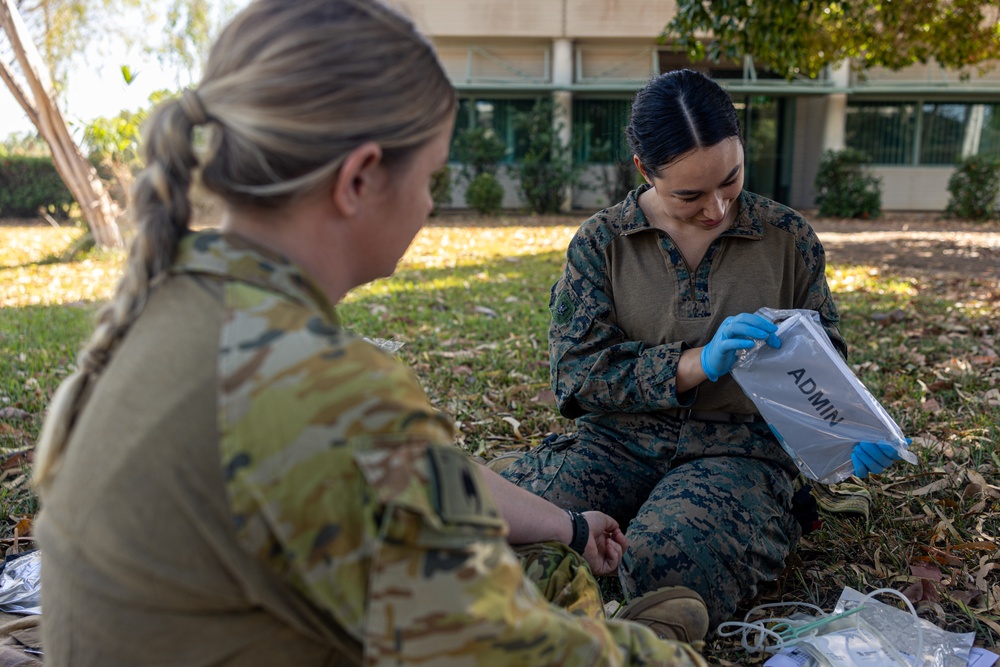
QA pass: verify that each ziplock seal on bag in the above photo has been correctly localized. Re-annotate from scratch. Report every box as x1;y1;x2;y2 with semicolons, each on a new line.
730;308;916;484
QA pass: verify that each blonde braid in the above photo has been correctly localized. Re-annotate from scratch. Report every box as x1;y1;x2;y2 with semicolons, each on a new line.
34;95;204;489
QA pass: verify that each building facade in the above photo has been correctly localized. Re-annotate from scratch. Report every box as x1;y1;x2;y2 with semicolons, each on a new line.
401;0;1000;212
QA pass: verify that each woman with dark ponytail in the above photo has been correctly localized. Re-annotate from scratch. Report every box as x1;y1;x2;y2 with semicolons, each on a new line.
502;69;903;632
34;2;709;665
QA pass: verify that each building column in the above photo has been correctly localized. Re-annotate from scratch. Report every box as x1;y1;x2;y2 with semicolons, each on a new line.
821;61;850;154
553;39;573;212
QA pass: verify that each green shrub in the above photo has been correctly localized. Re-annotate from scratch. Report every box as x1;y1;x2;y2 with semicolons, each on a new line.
465;172;504;215
509;98;581;214
946;154;1000;221
430;165;452;214
814;148;882;219
0;156;75;218
453;127;507;180
587;138;640;206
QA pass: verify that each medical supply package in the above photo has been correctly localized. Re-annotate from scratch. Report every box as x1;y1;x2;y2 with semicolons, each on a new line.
730;308;915;484
760;587;986;667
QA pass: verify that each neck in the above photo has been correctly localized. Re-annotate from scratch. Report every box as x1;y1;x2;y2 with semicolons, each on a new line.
220;202;353;305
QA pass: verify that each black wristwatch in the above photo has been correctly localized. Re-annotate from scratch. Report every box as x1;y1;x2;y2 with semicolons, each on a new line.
566;510;589;554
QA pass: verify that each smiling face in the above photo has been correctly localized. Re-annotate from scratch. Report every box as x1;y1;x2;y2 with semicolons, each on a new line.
636;137;745;234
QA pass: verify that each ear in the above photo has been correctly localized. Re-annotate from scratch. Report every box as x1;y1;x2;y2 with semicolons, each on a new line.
331;142;384;217
633;155;653;185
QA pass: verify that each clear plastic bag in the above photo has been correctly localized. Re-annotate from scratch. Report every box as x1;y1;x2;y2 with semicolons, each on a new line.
730;308;916;484
751;587;982;667
0;549;41;615
363;337;405;355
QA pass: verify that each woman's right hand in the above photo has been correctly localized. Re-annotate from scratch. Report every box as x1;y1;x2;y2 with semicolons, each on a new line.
700;313;781;382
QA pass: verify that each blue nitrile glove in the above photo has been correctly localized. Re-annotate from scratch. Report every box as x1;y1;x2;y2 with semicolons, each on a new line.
851;440;902;478
700;313;781;382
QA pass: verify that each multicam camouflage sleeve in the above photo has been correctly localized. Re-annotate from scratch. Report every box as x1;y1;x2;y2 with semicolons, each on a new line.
215;274;706;666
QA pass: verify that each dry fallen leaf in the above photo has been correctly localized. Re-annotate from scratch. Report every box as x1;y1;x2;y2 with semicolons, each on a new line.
530;389;556;405
472;305;499;318
921;398;943;414
0;408;30;421
501;416;523;440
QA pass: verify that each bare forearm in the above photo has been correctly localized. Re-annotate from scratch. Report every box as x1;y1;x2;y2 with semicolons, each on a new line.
478;465;573;545
676;346;708;393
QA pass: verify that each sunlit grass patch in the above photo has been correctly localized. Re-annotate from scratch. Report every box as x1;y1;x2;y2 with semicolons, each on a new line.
0;225;124;307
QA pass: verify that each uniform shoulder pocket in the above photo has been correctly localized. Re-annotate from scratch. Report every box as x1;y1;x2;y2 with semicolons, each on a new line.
426;446;505;530
354;441;505;546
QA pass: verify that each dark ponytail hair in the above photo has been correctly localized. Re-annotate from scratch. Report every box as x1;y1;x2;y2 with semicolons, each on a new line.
626;69;741;177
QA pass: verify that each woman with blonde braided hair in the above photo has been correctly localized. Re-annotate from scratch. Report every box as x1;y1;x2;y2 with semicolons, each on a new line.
33;1;709;666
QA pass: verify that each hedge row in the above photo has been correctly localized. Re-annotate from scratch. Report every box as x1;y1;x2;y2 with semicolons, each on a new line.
0;156;74;218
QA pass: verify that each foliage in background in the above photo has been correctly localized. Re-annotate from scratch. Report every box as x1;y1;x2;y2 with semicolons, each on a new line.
946;154;1000;222
464;172;504;216
452;126;506;214
452;126;506;181
588;137;639;206
8;0;238;94
509;98;581;214
0;156;75;218
0;132;50;158
430;165;452;214
663;0;1000;79
1;221;998;662
814;148;883;219
155;0;215;71
84;88;173;206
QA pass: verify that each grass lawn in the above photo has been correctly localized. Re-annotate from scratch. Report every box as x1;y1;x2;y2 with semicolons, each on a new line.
1;217;997;663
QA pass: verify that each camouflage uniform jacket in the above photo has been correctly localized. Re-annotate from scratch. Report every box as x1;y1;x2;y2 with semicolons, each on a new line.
549;186;845;460
38;230;706;667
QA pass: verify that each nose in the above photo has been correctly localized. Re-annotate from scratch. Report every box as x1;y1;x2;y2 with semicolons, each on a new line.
703;192;726;221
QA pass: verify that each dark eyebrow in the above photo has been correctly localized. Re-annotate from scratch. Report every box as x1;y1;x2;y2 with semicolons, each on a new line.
671;164;742;197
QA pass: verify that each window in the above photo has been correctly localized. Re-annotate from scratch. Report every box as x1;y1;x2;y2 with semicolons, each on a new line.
974;104;1000;156
572;99;632;163
451;98;540;163
845;102;916;165
920;104;969;165
846;101;1000;165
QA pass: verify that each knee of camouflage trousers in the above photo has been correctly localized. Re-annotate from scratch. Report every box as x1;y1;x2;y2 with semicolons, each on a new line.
618;458;802;629
514;542;605;619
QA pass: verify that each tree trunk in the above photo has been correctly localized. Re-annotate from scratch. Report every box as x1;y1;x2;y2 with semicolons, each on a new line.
0;0;123;249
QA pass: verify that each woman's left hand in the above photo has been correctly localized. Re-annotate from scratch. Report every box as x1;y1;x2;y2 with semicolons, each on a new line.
581;511;629;575
851;440;902;478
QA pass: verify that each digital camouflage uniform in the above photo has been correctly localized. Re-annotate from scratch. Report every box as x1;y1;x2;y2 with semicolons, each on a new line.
37;230;706;667
501;186;847;627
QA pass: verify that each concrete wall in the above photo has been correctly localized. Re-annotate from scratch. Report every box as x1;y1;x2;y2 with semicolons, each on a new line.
566;1;677;38
873;166;955;211
402;0;563;37
403;0;676;38
440;166;527;211
439;164;623;212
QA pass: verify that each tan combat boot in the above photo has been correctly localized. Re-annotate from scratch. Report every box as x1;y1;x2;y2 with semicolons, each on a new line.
616;586;710;644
